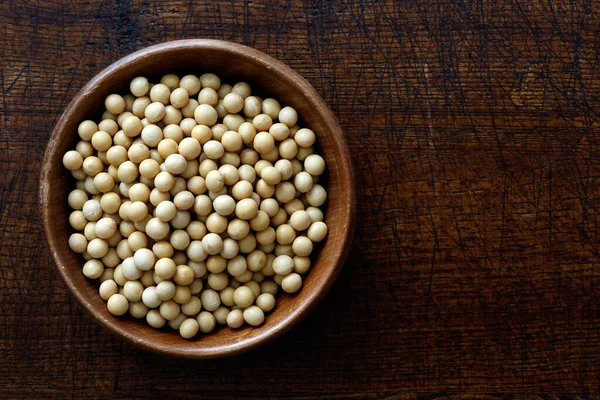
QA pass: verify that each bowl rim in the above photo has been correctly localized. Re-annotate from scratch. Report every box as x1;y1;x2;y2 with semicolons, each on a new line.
39;39;356;358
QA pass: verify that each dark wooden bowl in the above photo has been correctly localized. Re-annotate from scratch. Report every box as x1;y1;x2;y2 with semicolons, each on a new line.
39;39;355;358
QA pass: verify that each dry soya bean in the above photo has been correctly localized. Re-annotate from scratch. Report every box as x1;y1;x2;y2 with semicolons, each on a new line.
233;286;254;308
307;221;328;242
178;137;201;160
207;273;229;290
145;102;166;123
129;302;149;319
64;73;330;335
290;210;311;231
217;83;232;99
107;293;129;316
180;318;199;339
203;140;224;160
99;279;118;301
231;82;251;98
194;104;218;126
99;119;118;134
146;309;166;328
243;306;264;326
78;120;98;141
243;96;262;118
170;88;189;109
200;289;220;312
68;233;88;253
82;259;104;279
180;75;201;95
253;131;274;154
281;273;303;293
168;313;187;329
161;74;180;90
199;73;221;89
197;311;216;333
278;138;298;160
198;87;219;106
130;76;150;97
181;296;202;316
155;258;176;280
122;115;143;137
171;210;191;229
213;306;230;325
142;286;161;308
141;124;163;147
150;83;171;105
235;198;258;220
132;96;151;118
95;217;117;239
278;106;298;127
165;153;188;175
223;92;244;113
275;182;295;203
123;280;144;302
250;211;269;232
159;300;181;321
163;105;182;125
227;309;244;328
306;184;327;207
256;293;276;312
227;255;247;277
68;189;88;210
105;94;126;115
63;150;83;171
294;171;314;193
82;156;103;176
202;233;223;255
261;98;281;119
82;199;103;221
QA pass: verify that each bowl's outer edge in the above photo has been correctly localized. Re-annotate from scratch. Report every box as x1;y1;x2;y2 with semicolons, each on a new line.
39;39;356;358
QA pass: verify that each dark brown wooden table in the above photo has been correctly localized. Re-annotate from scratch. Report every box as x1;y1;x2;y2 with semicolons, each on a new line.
3;0;600;397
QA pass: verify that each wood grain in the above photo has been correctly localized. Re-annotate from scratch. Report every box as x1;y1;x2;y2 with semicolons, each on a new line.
2;0;600;396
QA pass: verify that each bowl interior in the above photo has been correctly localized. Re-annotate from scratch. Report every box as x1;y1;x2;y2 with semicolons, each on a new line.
40;40;354;358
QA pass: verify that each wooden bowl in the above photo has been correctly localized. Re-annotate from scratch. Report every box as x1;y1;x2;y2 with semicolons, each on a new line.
39;39;355;358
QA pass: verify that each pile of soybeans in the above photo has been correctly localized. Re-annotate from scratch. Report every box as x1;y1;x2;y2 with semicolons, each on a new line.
62;73;328;339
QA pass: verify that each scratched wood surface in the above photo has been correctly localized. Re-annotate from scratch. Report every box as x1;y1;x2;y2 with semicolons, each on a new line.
2;0;600;397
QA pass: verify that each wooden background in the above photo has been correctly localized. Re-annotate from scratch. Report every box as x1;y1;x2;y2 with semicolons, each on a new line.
2;0;600;397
